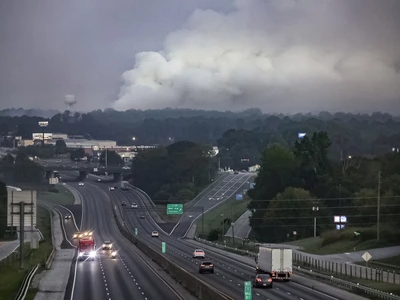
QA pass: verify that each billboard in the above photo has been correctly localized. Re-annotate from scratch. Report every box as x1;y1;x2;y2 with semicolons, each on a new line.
236;194;243;200
7;190;37;227
298;133;306;138
32;133;52;140
333;215;347;223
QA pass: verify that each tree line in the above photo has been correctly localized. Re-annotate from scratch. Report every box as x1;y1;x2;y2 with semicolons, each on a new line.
131;141;217;203
248;132;400;244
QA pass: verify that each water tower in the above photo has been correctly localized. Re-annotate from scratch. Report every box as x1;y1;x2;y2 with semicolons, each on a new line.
64;94;77;110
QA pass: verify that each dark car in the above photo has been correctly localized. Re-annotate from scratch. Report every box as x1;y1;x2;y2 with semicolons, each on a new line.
64;215;72;220
121;201;127;206
234;171;239;174
253;274;273;288
140;214;145;219
199;261;214;274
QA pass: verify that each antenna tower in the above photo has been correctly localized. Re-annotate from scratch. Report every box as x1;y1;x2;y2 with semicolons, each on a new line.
64;94;77;110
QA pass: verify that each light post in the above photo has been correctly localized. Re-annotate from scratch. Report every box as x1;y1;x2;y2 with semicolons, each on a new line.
312;205;319;238
38;121;48;146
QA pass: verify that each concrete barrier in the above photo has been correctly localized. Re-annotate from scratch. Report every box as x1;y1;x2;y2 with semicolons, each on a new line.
111;202;233;300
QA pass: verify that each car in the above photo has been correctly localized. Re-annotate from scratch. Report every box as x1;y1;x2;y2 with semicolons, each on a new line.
234;171;239;174
102;241;113;250
121;201;127;206
64;215;72;220
253;274;273;288
97;178;101;182
78;182;84;186
193;249;205;259
151;231;159;237
122;166;130;170
110;187;115;191
131;203;138;209
110;251;117;259
199;261;214;274
140;214;145;219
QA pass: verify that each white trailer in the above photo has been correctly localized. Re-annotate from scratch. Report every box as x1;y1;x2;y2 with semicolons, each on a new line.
120;181;129;190
256;247;292;280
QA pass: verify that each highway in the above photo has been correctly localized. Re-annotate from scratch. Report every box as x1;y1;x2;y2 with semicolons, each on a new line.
85;176;363;300
54;178;185;300
169;173;253;237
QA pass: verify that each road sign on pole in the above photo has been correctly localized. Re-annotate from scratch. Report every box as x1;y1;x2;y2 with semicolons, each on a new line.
236;194;243;200
162;242;166;253
167;204;183;215
135;228;138;235
362;251;372;267
244;281;252;300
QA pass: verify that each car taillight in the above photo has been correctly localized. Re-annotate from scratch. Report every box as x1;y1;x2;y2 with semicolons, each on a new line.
268;278;272;282
200;264;205;267
256;278;262;282
209;264;213;267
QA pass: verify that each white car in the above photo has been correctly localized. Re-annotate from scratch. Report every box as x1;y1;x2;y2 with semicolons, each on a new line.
151;231;159;238
131;203;138;209
78;182;84;186
110;187;115;191
97;178;101;182
122;166;130;170
193;249;205;259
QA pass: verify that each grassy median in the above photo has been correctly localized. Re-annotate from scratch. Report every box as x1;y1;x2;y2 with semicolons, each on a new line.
38;185;75;206
0;206;53;300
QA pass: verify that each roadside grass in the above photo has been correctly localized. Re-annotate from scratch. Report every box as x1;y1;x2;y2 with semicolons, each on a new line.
153;205;181;223
196;193;250;238
0;206;53;300
38;185;75;206
356;255;400;273
286;235;395;255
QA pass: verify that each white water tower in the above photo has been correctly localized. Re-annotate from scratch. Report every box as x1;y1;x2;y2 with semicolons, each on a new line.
64;94;77;110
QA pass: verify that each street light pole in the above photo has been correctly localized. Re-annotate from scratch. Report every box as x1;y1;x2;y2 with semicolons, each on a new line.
105;149;108;168
38;121;48;147
312;205;319;238
377;171;381;241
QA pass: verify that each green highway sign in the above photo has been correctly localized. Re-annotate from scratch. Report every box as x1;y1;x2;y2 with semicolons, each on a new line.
167;204;183;215
162;242;166;253
135;228;138;235
244;281;252;300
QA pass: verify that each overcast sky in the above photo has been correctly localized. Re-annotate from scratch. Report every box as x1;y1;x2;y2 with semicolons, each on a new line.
1;0;399;114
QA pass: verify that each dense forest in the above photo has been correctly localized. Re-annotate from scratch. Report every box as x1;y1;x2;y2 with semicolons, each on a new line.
248;132;400;244
1;108;400;171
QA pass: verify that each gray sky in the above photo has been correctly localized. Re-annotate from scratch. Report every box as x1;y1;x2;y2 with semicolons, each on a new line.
1;0;400;114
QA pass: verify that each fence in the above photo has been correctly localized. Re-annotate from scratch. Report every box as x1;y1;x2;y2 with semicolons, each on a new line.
293;252;400;285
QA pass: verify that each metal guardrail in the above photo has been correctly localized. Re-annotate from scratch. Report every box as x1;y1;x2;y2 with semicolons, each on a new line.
193;237;400;299
296;266;400;300
14;264;39;300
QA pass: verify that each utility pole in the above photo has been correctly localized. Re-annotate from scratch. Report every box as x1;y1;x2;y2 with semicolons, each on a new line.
218;158;221;170
231;207;235;244
19;202;25;269
105;149;108;168
377;171;381;241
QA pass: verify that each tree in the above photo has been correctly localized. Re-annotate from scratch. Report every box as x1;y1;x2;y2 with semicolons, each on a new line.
70;148;85;161
0;181;7;238
100;150;123;166
248;144;300;239
260;187;318;242
55;139;68;155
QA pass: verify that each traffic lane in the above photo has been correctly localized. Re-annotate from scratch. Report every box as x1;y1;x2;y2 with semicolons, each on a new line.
170;174;253;236
84;191;150;300
125;213;297;300
125;212;337;300
82;184;182;300
74;258;109;300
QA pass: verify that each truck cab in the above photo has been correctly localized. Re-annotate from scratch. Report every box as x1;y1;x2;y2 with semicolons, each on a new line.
78;237;96;261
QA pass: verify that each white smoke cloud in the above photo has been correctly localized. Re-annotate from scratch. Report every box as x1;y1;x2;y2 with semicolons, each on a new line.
115;0;400;113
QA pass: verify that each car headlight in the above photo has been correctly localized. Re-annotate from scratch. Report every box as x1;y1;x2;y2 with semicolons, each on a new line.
78;252;83;257
89;251;96;257
102;244;106;247
111;251;117;256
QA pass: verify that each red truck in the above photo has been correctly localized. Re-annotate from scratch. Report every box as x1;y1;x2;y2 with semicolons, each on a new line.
78;237;96;261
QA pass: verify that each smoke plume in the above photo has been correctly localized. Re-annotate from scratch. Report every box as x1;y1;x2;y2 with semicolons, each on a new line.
114;0;400;113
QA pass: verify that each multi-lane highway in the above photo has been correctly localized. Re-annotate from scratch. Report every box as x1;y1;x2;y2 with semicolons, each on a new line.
83;174;364;300
53;177;186;300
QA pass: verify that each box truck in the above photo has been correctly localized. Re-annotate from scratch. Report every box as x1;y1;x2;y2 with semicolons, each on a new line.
256;247;292;280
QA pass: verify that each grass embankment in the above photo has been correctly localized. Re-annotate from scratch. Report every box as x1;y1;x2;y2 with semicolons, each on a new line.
154;205;182;223
38;185;75;206
0;206;53;300
196;193;250;238
286;226;398;255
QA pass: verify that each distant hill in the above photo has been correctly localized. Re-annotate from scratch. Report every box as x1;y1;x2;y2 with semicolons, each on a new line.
0;108;59;118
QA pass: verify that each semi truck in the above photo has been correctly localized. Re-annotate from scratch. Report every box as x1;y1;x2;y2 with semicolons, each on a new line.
120;181;129;190
78;237;96;261
255;247;292;280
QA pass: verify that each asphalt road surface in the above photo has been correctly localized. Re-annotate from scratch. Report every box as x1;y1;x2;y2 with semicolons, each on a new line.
98;182;365;300
56;181;183;300
169;173;254;237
